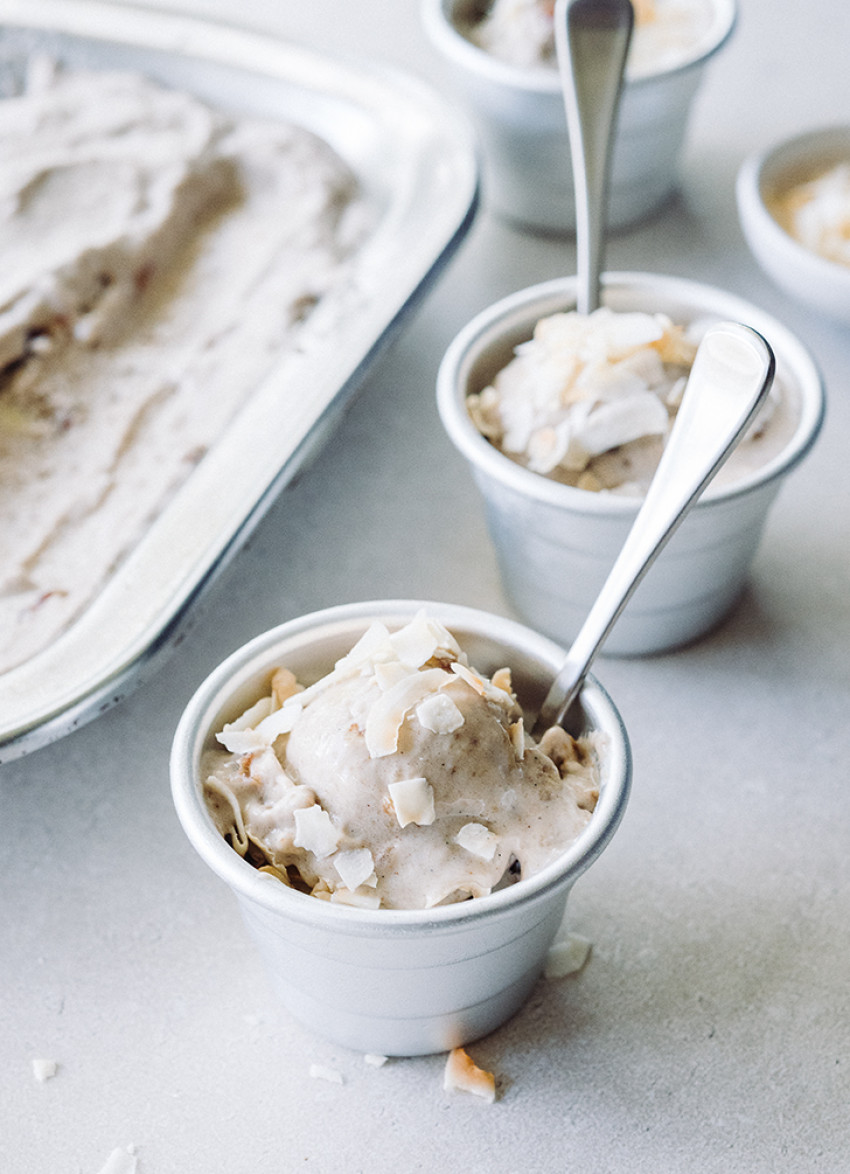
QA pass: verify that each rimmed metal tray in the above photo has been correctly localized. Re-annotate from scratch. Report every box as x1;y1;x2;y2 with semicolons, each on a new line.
0;0;479;762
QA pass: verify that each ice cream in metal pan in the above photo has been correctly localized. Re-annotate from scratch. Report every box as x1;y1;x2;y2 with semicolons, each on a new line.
0;0;478;762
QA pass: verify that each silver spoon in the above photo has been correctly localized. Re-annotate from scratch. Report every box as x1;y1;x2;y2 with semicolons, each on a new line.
555;0;634;314
532;321;776;736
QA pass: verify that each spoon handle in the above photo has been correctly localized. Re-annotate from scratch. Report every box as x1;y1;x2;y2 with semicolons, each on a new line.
556;0;634;316
534;322;776;734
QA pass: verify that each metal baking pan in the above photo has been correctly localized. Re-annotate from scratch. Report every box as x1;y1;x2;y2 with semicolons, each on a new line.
0;0;479;762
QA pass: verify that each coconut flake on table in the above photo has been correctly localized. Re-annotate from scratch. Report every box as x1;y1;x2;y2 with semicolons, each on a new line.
443;1047;497;1103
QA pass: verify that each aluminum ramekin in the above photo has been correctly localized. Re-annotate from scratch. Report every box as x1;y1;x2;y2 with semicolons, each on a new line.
436;273;824;655
170;599;631;1055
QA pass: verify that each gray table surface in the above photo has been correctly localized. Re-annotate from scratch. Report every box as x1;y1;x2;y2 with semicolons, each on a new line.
3;1;849;1171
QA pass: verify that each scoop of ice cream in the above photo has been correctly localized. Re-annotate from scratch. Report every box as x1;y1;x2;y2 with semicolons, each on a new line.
770;162;850;268
467;305;788;496
465;0;716;78
202;611;600;910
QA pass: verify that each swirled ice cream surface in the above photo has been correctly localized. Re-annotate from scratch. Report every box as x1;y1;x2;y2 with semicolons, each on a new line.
0;61;366;673
467;307;796;495
202;611;600;910
462;0;717;77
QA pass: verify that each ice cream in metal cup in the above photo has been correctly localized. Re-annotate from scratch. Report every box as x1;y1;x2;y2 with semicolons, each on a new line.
436;273;824;656
421;0;736;233
170;600;631;1056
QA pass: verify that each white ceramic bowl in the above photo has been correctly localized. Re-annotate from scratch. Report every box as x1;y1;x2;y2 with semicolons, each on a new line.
737;125;850;323
170;599;631;1056
437;273;824;655
422;0;736;233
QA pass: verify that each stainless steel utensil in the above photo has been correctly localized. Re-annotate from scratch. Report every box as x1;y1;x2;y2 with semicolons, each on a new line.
555;0;634;313
533;321;776;735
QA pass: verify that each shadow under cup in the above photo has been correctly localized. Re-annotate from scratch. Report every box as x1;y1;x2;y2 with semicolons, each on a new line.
436;273;825;656
170;600;631;1056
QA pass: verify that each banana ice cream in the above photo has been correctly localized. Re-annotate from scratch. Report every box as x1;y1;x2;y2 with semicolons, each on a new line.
467;306;796;496
769;162;850;269
202;611;600;910
0;62;365;673
463;0;717;77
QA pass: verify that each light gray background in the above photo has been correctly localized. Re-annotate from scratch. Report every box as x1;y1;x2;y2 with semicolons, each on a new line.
2;1;849;1171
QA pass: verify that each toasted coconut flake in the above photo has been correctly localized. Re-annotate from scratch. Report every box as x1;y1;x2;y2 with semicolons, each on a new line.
491;666;512;694
257;864;290;885
449;659;487;696
227;695;274;731
443;1047;496;1103
330;887;382;909
364;667;452;757
374;660;412;691
32;1058;58;1083
573;391;669;457
450;660;515;708
416;691;464;735
309;1064;344;1085
248;746;290;789
538;725;578;773
271;667;301;707
544;930;592;979
253;698;304;744
388;777;435;827
509;718;526;761
333;847;376;891
454;822;498;861
389;609;460;667
334;621;393;675
293;804;341;857
215;695;274;753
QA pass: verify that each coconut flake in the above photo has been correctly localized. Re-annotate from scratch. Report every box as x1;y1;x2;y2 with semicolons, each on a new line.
330;887;382;909
32;1058;58;1083
293;805;341;857
334;621;393;674
373;660;411;691
388;777;435;827
544;930;592;979
388;609;461;667
450;660;514;707
416;691;464;735
454;822;498;861
364;668;452;757
509;718;526;760
215;694;275;752
309;1063;344;1085
443;1047;496;1103
333;848;376;891
248;747;290;789
573;391;669;456
253;698;303;744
